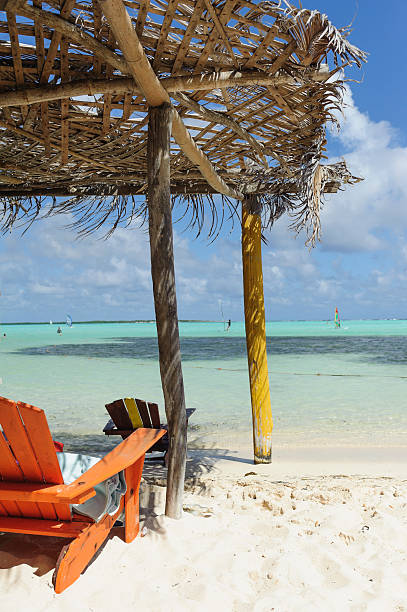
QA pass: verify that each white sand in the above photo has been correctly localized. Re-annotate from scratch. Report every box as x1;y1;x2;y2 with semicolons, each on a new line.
1;447;407;611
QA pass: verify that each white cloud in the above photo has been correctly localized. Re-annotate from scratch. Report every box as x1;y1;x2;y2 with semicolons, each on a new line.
320;86;407;253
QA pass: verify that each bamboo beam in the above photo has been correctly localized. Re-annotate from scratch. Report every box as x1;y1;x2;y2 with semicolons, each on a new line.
241;195;273;464
97;0;242;199
172;91;267;167
148;104;187;519
0;68;330;108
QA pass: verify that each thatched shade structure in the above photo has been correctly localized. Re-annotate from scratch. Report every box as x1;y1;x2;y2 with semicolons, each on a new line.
0;0;365;515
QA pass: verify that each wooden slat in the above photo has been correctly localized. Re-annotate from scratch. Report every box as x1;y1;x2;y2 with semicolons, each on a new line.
0;428;24;481
60;37;70;165
124;455;144;542
104;428;133;436
136;0;150;36
244;24;278;69
122;92;132;121
194;0;236;73
135;399;152;428
39;0;76;156
53;498;123;593
102;30;115;135
267;39;297;76
172;0;204;74
105;399;133;430
124;397;143;429
0;481;95;505
17;401;69;521
0;427;23;516
6;9;28;123
92;0;102;75
148;402;161;428
40;0;77;83
0;398;43;482
17;402;63;484
153;0;179;69
40;101;51;157
202;0;238;68
6;11;24;86
0;516;89;537
0;398;49;518
33;0;45;75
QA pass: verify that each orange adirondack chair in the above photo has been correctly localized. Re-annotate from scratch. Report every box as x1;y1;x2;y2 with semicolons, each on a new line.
0;396;165;593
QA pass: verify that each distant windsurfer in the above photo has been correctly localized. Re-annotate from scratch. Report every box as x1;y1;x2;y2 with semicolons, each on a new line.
57;326;62;335
226;319;231;331
334;307;340;328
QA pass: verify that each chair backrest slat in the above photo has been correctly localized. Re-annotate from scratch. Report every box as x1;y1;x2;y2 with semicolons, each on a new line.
105;399;133;430
0;398;42;481
0;429;23;481
124;398;143;429
135;399;151;428
17;402;64;485
148;403;161;429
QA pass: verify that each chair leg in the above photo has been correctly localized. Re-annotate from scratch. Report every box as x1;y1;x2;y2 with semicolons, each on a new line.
53;499;124;594
124;454;145;543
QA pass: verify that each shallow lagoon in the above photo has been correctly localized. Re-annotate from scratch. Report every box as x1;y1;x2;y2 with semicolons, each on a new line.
1;320;406;453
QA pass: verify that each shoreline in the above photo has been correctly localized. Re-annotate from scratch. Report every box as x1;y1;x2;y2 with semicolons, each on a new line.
141;445;407;486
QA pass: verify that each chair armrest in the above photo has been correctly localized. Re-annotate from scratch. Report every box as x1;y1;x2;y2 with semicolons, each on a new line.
61;427;166;498
0;428;165;505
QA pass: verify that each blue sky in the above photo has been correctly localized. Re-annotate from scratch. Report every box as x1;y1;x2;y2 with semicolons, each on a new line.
0;1;406;323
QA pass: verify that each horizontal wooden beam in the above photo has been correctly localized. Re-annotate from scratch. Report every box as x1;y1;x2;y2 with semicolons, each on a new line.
0;68;330;108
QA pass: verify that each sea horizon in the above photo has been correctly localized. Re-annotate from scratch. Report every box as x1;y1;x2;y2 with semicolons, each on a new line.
2;317;407;325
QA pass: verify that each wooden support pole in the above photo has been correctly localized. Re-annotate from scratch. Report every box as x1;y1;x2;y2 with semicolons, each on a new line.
241;195;273;464
147;103;187;519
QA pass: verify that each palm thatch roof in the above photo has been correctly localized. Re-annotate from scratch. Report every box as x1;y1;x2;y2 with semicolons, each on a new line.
0;0;365;241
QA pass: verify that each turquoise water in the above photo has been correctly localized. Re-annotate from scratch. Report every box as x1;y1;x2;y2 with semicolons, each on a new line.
0;320;406;452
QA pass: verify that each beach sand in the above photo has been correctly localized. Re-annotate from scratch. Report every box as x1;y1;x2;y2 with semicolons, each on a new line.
1;446;406;611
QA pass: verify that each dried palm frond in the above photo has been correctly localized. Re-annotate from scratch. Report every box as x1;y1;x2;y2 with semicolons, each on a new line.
0;0;366;242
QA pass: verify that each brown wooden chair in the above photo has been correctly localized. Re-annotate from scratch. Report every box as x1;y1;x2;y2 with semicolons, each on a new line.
103;398;195;463
0;396;165;593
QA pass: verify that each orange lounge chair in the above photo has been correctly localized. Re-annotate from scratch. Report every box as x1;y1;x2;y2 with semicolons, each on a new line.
103;397;195;463
0;396;165;593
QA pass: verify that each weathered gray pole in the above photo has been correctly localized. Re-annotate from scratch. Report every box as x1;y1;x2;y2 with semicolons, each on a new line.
147;103;187;519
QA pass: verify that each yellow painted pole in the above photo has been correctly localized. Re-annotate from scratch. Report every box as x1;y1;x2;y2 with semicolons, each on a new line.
241;196;273;463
